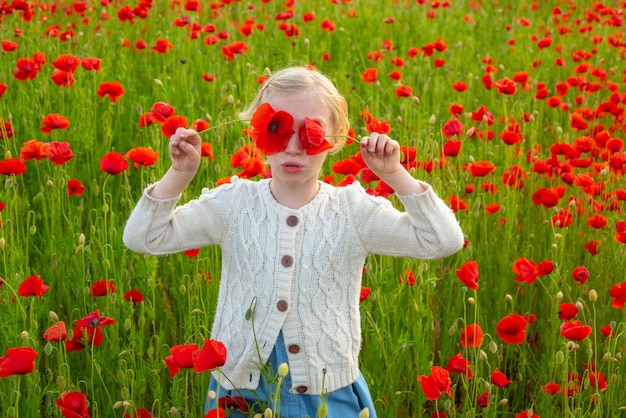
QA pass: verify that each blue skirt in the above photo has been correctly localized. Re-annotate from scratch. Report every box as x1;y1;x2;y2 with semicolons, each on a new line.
206;332;377;417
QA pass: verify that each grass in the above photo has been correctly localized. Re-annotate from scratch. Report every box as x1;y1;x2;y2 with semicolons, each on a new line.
1;0;625;417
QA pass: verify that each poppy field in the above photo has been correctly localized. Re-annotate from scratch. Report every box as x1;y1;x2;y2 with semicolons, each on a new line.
1;0;626;417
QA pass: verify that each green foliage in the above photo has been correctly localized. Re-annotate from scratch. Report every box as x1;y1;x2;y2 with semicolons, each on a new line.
1;1;625;417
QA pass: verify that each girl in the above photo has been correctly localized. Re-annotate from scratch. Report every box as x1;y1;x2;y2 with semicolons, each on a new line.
123;66;464;417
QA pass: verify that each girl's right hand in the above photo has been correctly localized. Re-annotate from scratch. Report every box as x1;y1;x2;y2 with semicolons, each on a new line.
169;127;202;173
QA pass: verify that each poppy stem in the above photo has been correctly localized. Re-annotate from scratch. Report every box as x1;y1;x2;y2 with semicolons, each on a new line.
195;119;249;136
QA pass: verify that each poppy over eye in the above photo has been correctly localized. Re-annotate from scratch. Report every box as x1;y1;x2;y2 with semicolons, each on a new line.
249;103;295;155
298;118;333;155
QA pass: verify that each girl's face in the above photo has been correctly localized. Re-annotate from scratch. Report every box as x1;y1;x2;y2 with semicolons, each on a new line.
264;92;332;189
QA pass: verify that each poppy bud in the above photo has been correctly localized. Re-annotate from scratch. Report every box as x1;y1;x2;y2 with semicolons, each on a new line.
154;78;163;87
488;341;498;354
479;350;488;361
79;233;85;245
57;375;66;389
30;224;37;234
5;406;15;418
208;390;217;400
589;289;598;303
304;38;310;48
505;294;512;302
20;331;29;340
113;401;124;409
555;350;564;364
556;291;563;300
498;399;509;406
411;96;420;105
467;297;475;304
0;237;5;250
359;408;370;418
264;408;273;418
601;352;612;362
429;114;436;125
278;363;289;378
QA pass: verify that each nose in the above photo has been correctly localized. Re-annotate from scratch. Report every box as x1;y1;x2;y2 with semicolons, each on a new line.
284;132;303;155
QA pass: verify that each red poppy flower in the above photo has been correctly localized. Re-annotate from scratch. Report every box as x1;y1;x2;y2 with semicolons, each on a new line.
249;103;295;155
445;352;473;378
184;248;200;257
600;323;614;337
442;139;462;157
13;57;39;80
56;391;90;418
44;321;67;342
66;325;103;352
395;85;413;98
124;290;144;304
558;303;578;320
50;69;75;87
205;408;226;418
491;370;513;387
455;260;478;290
460;323;483;348
512;257;539;284
220;41;248;61
153;38;174;54
18;275;50;298
201;142;214;160
81;57;101;71
571;266;589;285
0;82;7;98
100;151;129;175
161;115;188;138
52;54;80;73
67;179;85;196
495;78;517;95
320;18;336;32
97;81;124;103
359;286;371;302
125;147;159;167
0;347;38;377
515;411;539;418
442;119;463;137
467;161;496;177
399;269;416;286
91;280;115;297
298;118;333;155
42;141;74;165
150;102;176;123
453;81;468;92
193;339;227;373
165;343;198;376
40;113;70;134
542;380;563;395
586;215;607;229
361;68;378;83
496;314;527;344
2;40;18;52
124;408;152;418
218;396;249;414
560;320;592;341
417;365;452;401
609;282;626;309
75;310;116;329
0;158;27;176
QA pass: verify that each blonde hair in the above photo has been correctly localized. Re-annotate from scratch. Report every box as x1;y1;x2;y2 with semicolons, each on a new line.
240;66;350;153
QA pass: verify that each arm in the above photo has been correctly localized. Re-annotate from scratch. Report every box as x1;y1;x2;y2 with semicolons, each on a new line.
359;132;425;196
359;133;464;259
149;127;202;199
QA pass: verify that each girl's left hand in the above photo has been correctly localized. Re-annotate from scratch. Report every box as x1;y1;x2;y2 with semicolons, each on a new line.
359;133;402;177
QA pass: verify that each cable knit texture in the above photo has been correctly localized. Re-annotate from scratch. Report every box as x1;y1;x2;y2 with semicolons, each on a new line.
123;177;464;394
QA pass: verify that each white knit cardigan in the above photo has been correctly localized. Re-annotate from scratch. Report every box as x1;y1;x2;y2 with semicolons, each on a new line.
123;177;464;395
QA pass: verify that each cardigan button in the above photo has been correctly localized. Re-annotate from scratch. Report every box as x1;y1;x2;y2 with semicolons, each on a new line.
281;255;293;267
295;385;308;394
288;344;300;354
277;300;288;312
286;215;298;226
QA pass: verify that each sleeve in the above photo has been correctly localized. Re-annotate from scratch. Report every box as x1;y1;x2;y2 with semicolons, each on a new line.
359;181;465;260
122;182;233;255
